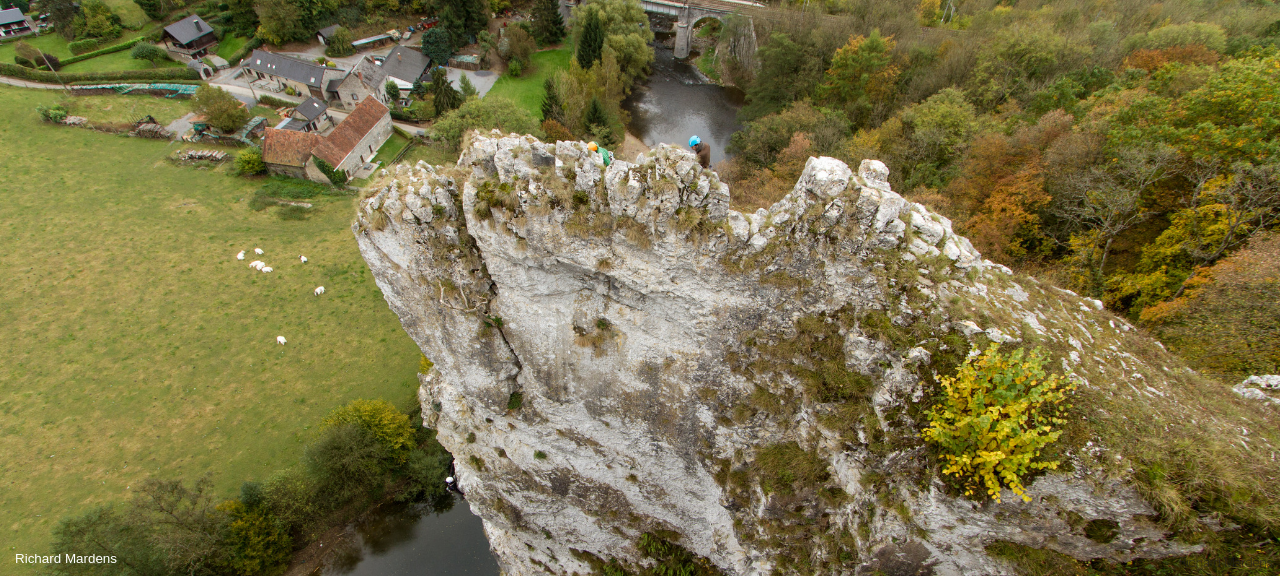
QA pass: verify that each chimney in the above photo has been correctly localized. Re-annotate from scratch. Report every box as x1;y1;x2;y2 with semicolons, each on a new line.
397;52;402;61
194;19;202;31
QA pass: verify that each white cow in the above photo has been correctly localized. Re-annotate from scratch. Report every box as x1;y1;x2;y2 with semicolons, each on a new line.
300;255;308;263
277;336;287;345
314;286;325;296
236;251;245;260
254;248;264;255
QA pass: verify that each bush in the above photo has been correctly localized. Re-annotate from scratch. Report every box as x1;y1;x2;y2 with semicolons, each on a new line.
541;118;573;141
255;94;293;108
235;147;266;175
432;96;544;148
36;104;69;123
313;157;347;186
506;58;522;77
323;399;416;463
324;26;355;58
68;38;103;55
921;344;1074;503
192;85;249;133
130;42;169;67
304;423;393;507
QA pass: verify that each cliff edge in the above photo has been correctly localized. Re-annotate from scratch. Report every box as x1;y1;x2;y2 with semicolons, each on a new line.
353;132;1278;575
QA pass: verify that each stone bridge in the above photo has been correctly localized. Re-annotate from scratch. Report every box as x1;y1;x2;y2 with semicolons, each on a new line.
560;0;765;59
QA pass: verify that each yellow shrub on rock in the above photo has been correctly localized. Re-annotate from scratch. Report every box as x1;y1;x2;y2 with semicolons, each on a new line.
922;344;1073;502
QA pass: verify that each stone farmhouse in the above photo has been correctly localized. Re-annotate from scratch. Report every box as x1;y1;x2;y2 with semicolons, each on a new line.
261;96;392;182
244;50;346;100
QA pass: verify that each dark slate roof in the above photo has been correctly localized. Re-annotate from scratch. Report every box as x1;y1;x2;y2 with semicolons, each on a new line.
317;24;339;39
282;118;310;131
294;97;328;121
312;97;388;166
348;56;387;88
0;7;27;25
326;78;343;93
380;46;430;83
244;50;328;89
164;14;215;45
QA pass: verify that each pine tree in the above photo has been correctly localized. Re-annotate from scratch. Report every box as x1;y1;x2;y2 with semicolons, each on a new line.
459;74;478;99
540;77;563;123
431;67;462;113
532;0;565;46
575;9;604;69
583;96;615;146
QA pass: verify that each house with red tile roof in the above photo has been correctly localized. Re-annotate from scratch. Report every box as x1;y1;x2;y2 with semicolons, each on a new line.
261;96;392;182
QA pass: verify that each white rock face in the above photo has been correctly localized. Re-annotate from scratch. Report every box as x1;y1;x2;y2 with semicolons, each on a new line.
354;133;1203;575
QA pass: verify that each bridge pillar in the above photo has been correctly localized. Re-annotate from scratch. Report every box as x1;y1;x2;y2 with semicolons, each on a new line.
673;19;692;59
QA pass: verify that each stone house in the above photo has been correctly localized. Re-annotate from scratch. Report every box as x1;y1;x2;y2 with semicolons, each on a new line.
243;50;345;100
331;48;430;111
277;97;334;133
261;96;392;182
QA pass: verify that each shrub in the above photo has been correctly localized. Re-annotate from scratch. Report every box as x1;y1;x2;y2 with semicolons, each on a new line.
59;37;145;66
534;450;547;460
541;118;573;142
304;423;393;506
68;38;103;55
235;147;266;175
751;441;830;496
323;399;416;463
255;94;293;108
921;344;1073;503
506;58;522;77
0;64;200;84
130;42;169;67
507;391;523;410
313;157;347;186
324;26;355;58
217;500;292;576
432;96;543;149
37;104;69;123
192;85;249;133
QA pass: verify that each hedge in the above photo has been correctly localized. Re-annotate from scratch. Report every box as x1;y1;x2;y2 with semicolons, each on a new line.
0;63;200;83
59;37;146;66
67;79;205;85
69;38;105;55
225;36;263;67
256;94;295;107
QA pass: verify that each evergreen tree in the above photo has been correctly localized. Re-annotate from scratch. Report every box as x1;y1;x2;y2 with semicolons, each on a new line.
431;67;462;113
531;0;565;46
583;96;614;145
420;27;453;67
459;74;478;99
437;0;489;48
540;76;563;123
576;9;604;69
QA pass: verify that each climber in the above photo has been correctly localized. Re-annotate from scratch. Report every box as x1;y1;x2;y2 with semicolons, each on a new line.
689;135;710;169
445;475;465;497
588;141;612;167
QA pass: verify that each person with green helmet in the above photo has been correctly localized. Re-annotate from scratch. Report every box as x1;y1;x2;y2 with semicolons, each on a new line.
689;135;710;168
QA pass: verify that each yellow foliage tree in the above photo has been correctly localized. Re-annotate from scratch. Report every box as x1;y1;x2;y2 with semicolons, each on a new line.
323;399;416;464
922;345;1074;502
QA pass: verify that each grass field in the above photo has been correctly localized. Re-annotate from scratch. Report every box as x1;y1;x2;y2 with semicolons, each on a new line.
216;36;248;61
58;92;194;125
101;0;152;29
0;29;149;63
373;132;411;165
485;46;572;119
60;49;185;73
0;84;423;563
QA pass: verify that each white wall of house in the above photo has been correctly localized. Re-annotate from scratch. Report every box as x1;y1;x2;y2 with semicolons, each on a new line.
334;114;393;173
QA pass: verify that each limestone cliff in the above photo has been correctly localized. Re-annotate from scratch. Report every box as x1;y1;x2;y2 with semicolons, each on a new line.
353;133;1277;575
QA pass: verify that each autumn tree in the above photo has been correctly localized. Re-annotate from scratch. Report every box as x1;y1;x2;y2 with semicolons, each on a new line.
815;30;898;129
192;85;250;133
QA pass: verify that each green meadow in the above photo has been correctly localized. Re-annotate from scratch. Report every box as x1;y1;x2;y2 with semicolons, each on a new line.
0;84;423;561
486;46;572;118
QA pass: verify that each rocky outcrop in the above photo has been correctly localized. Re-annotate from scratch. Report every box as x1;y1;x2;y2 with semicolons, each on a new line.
352;132;1258;575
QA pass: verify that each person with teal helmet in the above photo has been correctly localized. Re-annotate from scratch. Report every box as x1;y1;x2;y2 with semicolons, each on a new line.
689;135;710;168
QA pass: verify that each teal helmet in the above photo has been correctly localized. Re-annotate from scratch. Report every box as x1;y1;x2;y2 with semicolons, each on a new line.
688;135;701;147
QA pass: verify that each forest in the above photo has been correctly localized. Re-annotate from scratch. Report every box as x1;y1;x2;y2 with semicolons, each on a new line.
712;0;1280;379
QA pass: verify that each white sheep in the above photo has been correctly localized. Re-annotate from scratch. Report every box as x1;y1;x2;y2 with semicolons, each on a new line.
236;251;245;260
254;248;264;255
249;260;264;270
314;286;325;296
277;336;287;345
262;267;273;273
300;255;308;263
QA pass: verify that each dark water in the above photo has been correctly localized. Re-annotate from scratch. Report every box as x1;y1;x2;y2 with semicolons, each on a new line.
321;496;500;576
623;35;744;165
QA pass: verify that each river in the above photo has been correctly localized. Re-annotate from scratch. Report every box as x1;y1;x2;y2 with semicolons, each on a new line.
319;495;500;576
622;32;744;165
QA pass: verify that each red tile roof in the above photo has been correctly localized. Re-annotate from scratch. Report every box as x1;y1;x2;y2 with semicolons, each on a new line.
312;97;389;167
262;127;323;168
